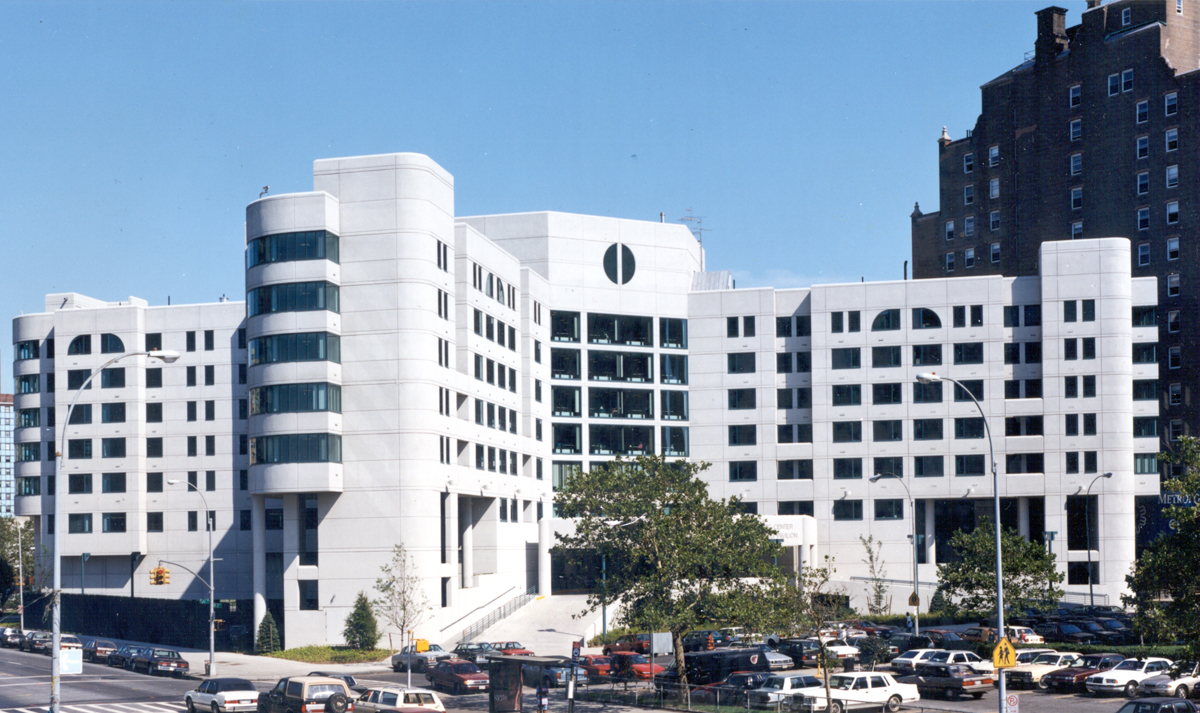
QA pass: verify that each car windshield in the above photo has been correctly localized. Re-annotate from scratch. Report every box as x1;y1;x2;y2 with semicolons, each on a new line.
219;680;255;692
1115;704;1178;713
939;632;963;641
764;677;786;690
624;655;648;664
1103;620;1128;630
827;675;857;691
153;649;178;658
1060;625;1082;634
308;685;344;700
1078;656;1105;667
591;657;611;665
459;644;482;651
1033;654;1064;665
452;664;481;674
929;652;950;662
1114;660;1143;671
428;645;444;652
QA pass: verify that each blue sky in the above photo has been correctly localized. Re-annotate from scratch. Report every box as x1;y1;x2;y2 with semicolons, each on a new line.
2;0;1061;387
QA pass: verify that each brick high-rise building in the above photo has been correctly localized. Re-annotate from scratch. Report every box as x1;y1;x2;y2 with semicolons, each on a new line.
912;0;1198;452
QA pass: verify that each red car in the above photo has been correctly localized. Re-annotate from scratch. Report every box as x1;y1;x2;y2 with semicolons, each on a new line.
491;641;534;655
603;634;650;656
609;652;664;681
579;655;612;680
425;659;489;695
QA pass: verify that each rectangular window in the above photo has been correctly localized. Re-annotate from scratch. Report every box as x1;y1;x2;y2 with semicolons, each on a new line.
991;242;1000;262
1122;68;1133;92
988;145;999;167
1070;153;1082;175
832;384;861;406
776;317;793;338
913;418;943;441
1138;171;1150;195
1134;416;1159;438
743;316;756;337
726;316;739;338
204;330;214;351
964;215;975;236
1137;100;1148;124
1109;73;1120;96
1084;413;1098;436
832;500;863;521
1064;338;1078;360
729;461;757;482
68;473;93;494
964;247;975;268
777;388;793;410
955;454;986;476
952;342;983;364
872;346;901;368
1071;221;1083;239
1071;187;1083;209
1139;242;1151;265
147;512;164;533
963;153;974;172
1066;451;1080;474
954;417;985;439
1169;274;1181;296
102;472;126;493
872;420;902;442
874;499;904;520
945;252;955;272
1070;84;1081;107
830;348;860;370
914;455;944;477
1138;135;1150;159
990;211;1001;231
831;421;862;443
989;178;999;199
872;383;902;405
727;353;755;374
953;380;983;402
728;425;756;446
1167;128;1179;152
1168;237;1180;260
102;513;126;533
1083;374;1096;397
1167;164;1179;189
833;458;862;480
1166;92;1179;115
912;344;941;366
68;514;93;534
831;312;843;333
1070;119;1082;141
1135;453;1159;474
186;331;196;352
1167;201;1180;224
963;185;974;205
68;439;92;459
1066;414;1080;436
776;352;792;373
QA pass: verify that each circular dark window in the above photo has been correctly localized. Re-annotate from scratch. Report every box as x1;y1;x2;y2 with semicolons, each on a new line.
603;244;636;285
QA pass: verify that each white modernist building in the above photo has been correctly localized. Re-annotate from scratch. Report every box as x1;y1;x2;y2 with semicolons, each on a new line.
11;152;1159;649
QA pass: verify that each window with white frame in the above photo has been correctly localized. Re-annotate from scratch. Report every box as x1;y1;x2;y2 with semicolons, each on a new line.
991;242;1001;263
988;145;999;167
1166;92;1178;116
1108;73;1120;96
1071;119;1082;141
1122;6;1132;24
1070;153;1082;175
1167;128;1179;152
1138;207;1151;230
1178;0;1183;14
1137;171;1150;195
1167;165;1179;188
1122;69;1134;92
1138;243;1151;266
1071;221;1083;239
990;211;1000;231
964;185;974;205
1167;200;1180;224
945;252;955;272
1171;383;1183;405
1137;135;1150;158
1137;100;1149;123
964;215;975;236
1169;310;1181;332
1168;237;1179;260
1168;273;1181;296
1170;345;1182;368
1070;84;1081;107
963;153;974;173
1071;187;1083;209
945;220;955;240
990;178;1000;199
965;248;975;268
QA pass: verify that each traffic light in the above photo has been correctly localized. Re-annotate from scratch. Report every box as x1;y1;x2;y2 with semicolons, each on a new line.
161;567;170;584
150;567;160;585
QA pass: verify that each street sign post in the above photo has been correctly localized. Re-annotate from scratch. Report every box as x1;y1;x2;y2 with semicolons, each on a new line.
993;637;1017;669
1004;692;1019;713
907;592;919;607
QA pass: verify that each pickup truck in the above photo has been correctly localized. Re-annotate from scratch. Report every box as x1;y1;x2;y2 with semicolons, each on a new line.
899;663;993;700
391;644;453;673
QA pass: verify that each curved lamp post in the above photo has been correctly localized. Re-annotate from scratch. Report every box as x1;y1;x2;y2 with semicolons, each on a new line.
1085;472;1113;607
53;349;179;713
167;478;216;678
869;472;919;636
915;371;1003;713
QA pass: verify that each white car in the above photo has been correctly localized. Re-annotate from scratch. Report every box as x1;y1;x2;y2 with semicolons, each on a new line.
927;649;995;674
890;649;943;676
185;678;260;713
391;644;452;672
357;687;445;713
749;674;825;708
1086;657;1174;697
791;672;919;712
1007;626;1044;644
1138;661;1200;698
995;648;1058;687
1004;651;1083;689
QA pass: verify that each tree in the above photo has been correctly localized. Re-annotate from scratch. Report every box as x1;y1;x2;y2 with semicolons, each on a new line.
935;518;1063;614
344;591;380;650
373;543;430;652
0;559;14;610
1124;436;1200;660
554;455;790;695
859;535;888;617
255;611;281;654
769;559;851;709
0;518;35;589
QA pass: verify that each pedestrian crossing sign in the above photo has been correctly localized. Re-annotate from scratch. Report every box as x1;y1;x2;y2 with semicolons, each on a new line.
993;637;1017;669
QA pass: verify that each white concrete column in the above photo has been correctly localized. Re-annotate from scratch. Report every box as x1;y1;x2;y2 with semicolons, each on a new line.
1018;497;1030;539
537;510;551;596
460;495;474;589
252;494;266;646
281;493;300;612
924;501;936;565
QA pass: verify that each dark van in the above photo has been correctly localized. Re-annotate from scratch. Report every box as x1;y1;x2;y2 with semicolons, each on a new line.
655;648;772;688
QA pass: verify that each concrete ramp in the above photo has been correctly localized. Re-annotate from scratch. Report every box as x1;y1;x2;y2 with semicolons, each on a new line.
475;594;616;657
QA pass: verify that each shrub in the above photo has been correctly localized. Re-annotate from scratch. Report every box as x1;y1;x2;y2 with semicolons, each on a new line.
344;591;380;650
256;611;281;654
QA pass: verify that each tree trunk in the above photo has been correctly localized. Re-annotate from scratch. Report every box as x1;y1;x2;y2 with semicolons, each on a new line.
673;631;688;704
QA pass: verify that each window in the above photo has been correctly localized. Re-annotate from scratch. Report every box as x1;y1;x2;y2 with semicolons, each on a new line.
963;185;974;205
1134;417;1158;438
875;499;904;520
872;383;902;405
1082;299;1094;322
1070;119;1082;141
68;473;93;494
246;281;340;316
871;309;900;331
988;145;999;167
1137;135;1150;159
830;348;860;370
1168;272;1181;296
1065;338;1078;360
729;462;757;482
953;343;983;364
776;388;793;410
1066;451;1080;474
1170;345;1182;368
1065;376;1079;398
913;418;943;440
727;352;755;374
1139;242;1151;265
1167;128;1179;152
963;153;974;172
991;242;1000;263
1072;186;1083;209
743;316;755;337
68;514;93;534
728;425;756;446
204;330;214;351
913;455;944;478
954;417;985;439
1084;413;1098;436
873;420;902;442
964;248;975;268
205;400;215;421
205;364;215;385
872;346;901;368
1167;164;1179;189
1165;91;1179;116
945;252;955;272
1135;453;1159;474
912;308;941;329
1070;153;1082;175
1168;237;1180;260
1169;310;1181;332
1071;221;1083;239
1138;207;1151;231
776;353;793;373
776;317;793;338
146;437;163;458
832;384;861;406
833;458;862;480
833;500;863;521
964;215;975;236
1069;84;1081;107
990;211;1001;231
953;380;983;402
912;344;941;366
913;381;942;403
832;421;862;443
955;455;986;476
1137;100;1149;124
1167;201;1180;225
1137;171;1151;196
989;178;999;199
1084;374;1097;397
1122;6;1132;24
727;316;740;338
1109;73;1120;96
102;438;126;458
778;501;814;516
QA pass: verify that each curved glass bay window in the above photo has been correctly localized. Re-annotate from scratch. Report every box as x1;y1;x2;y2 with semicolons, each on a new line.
247;230;340;268
250;383;342;415
589;425;654;456
248;281;340;316
250;433;342;464
249;332;341;366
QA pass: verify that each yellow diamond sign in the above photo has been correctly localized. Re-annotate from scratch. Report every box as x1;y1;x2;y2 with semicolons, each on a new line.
993;636;1017;669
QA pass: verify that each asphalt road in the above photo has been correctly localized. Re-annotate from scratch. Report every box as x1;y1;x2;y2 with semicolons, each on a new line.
0;648;1152;713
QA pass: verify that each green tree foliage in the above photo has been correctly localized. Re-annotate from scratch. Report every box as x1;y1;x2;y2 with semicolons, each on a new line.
344;591;380;650
256;611;281;654
928;585;955;616
0;518;35;589
859;535;888;617
554;455;790;693
1125;436;1200;660
935;518;1063;614
0;559;14;610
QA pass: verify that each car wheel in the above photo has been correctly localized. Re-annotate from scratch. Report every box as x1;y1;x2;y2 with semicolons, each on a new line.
829;703;843;713
1036;677;1049;691
453;683;462;696
187;699;196;713
1125;682;1139;698
212;703;222;713
972;692;984;700
325;694;349;713
1176;686;1190;699
885;695;902;712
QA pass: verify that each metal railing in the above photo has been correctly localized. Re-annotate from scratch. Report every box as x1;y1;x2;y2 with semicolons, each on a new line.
459;584;539;643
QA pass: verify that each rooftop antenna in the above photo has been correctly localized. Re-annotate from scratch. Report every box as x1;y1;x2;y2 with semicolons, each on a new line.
260;186;270;198
678;208;710;246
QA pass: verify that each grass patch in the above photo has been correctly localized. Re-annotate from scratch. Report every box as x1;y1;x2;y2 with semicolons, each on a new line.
265;646;394;664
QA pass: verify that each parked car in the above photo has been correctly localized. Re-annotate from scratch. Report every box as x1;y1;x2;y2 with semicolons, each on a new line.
1138;661;1200;699
739;642;794;670
655;648;772;689
927;650;994;674
391;644;452;673
491;641;533;655
20;631;51;653
186;678;260;713
1008;626;1045;644
920;629;974;650
609;651;664;681
258;676;356;713
960;627;993;643
1042;653;1125;692
132;647;190;676
107;645;141;669
521;657;588;689
1087;658;1175;697
1098;618;1138;645
425;660;488;695
47;635;83;654
1004;651;1083;690
1112;699;1198;713
355;687;444;713
603;633;650;656
899;662;993;699
885;635;934;657
790;671;920;712
847;620;893;638
747;674;824;708
682;630;732;652
691;672;772;706
720;627;748;644
449;643;493;667
1075;605;1129;620
578;655;612;681
890;649;945;676
994;648;1060;687
1071;620;1128;645
800;639;859;667
308;674;363;694
83;638;118;663
777;639;821;667
1;627;24;648
1035;622;1097;645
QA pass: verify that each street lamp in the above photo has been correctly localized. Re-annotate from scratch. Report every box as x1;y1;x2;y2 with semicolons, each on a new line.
52;349;179;713
1085;472;1113;607
869;472;919;636
167;478;216;678
914;371;1004;713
